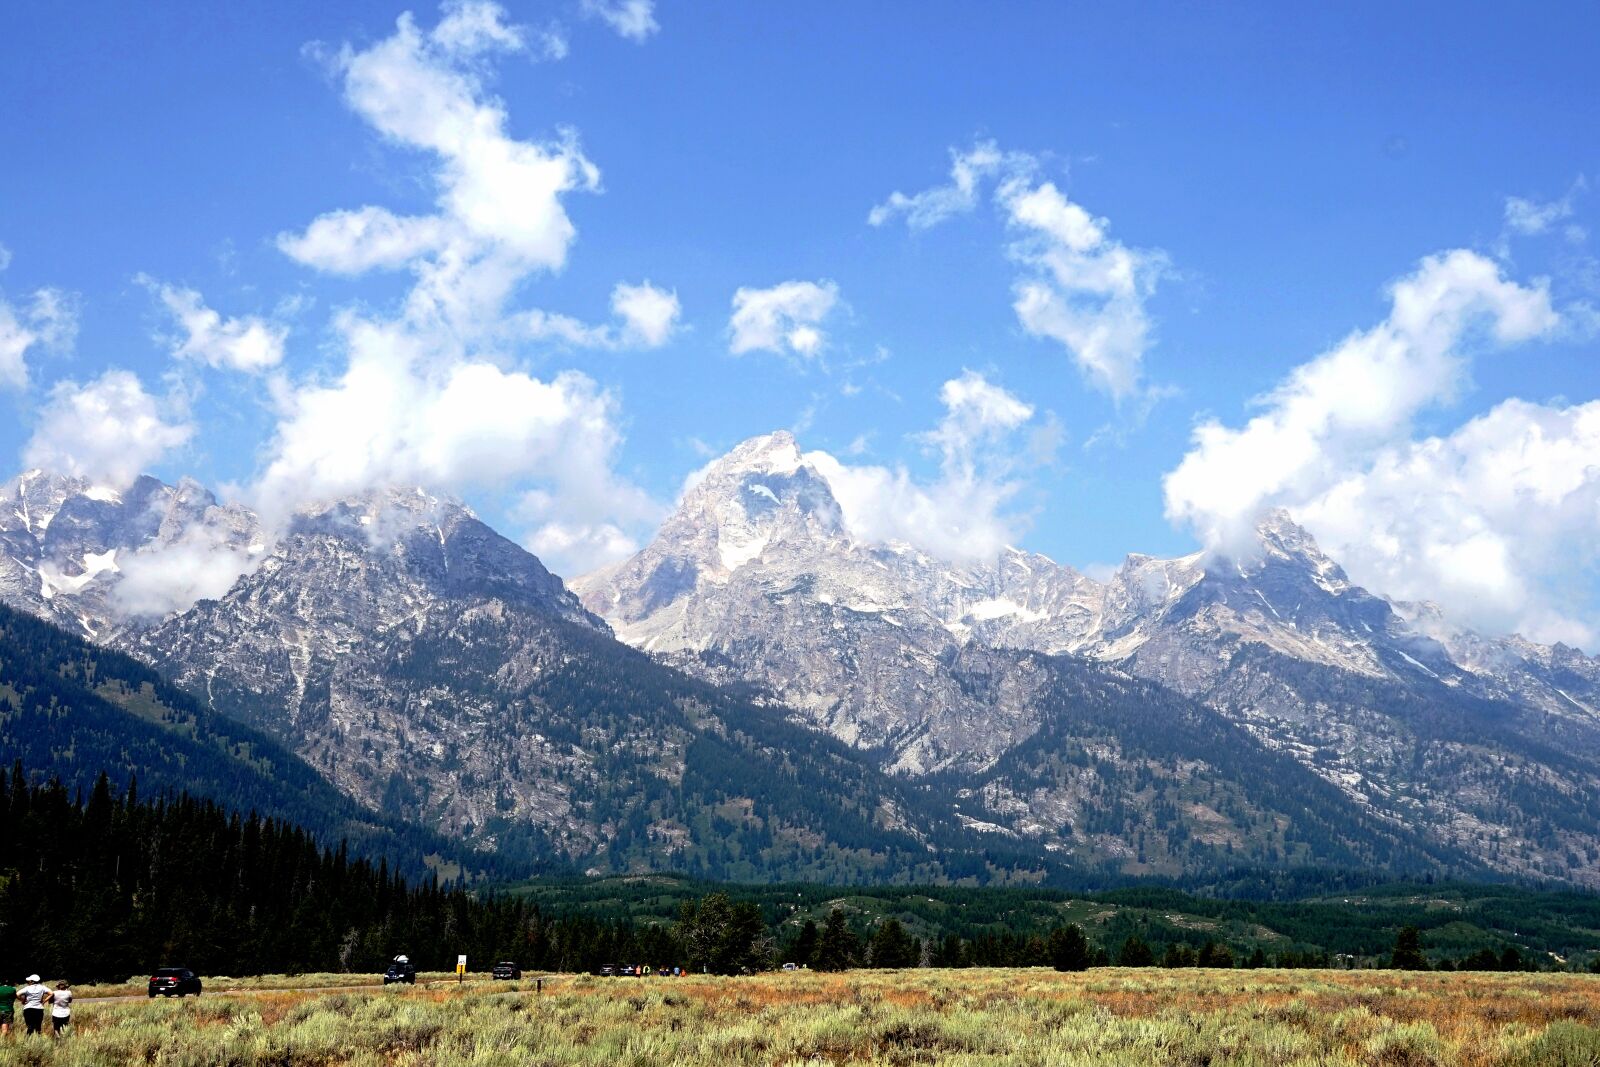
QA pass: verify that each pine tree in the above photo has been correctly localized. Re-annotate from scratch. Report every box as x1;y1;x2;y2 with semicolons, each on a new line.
814;908;861;971
1391;926;1427;970
867;918;917;969
1048;924;1091;972
1116;936;1155;967
787;919;819;966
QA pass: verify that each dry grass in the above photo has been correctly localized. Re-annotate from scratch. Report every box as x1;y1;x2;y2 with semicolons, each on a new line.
3;968;1598;1065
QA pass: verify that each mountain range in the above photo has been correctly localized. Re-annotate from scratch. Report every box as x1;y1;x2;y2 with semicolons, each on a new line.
2;431;1597;887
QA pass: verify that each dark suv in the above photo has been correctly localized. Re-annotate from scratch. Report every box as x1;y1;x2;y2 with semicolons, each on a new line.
491;961;522;980
383;958;416;985
148;968;202;998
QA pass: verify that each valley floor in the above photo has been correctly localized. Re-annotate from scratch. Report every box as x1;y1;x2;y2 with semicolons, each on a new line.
4;968;1598;1065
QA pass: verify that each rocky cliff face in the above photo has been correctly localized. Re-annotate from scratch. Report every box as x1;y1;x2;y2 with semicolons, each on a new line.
0;470;261;639
3;451;1596;885
575;433;1600;885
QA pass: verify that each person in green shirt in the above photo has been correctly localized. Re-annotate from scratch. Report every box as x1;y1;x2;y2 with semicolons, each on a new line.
0;980;14;1037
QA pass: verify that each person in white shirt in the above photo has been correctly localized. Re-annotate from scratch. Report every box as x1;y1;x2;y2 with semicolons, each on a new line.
49;982;71;1037
17;976;47;1037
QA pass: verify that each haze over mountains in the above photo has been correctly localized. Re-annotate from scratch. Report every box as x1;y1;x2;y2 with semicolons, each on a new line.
3;432;1599;888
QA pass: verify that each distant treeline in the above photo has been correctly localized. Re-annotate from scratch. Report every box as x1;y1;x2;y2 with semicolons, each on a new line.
0;766;588;981
4;767;1597;980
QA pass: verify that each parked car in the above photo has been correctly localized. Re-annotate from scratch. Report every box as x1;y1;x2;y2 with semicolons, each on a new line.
383;956;417;985
782;962;799;972
597;963;617;977
492;961;522;980
148;968;202;998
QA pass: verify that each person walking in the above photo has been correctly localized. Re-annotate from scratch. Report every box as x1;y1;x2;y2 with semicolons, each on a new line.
49;982;71;1037
17;976;47;1037
0;978;14;1037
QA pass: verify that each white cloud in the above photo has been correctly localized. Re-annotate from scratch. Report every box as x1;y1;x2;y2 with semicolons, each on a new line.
253;315;659;575
1294;398;1600;649
1160;248;1590;642
512;279;680;350
256;3;659;576
1504;177;1587;238
728;280;840;358
871;142;1168;400
1164;249;1559;555
803;371;1037;562
610;281;680;347
112;524;263;619
278;1;600;334
580;0;659;42
1000;178;1167;400
142;278;287;373
0;243;11;271
0;287;78;391
24;370;193;488
868;141;1024;230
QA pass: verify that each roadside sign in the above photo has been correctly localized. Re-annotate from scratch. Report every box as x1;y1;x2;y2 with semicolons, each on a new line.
457;954;467;983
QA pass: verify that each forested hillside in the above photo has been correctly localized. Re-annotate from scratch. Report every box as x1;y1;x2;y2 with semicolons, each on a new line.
0;602;524;881
0;768;578;980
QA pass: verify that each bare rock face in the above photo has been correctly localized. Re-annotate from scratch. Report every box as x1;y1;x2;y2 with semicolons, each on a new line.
576;434;1600;885
3;451;1598;885
116;488;614;854
0;470;261;639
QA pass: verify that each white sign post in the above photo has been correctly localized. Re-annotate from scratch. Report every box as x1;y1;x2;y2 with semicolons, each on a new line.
457;954;467;984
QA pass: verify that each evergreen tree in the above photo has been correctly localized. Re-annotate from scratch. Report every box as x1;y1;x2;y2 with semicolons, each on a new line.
786;919;819;966
1391;926;1427;970
676;892;769;975
1117;936;1155;967
1197;942;1234;968
814;908;861;971
1047;924;1091;972
867;918;917;969
1162;943;1198;968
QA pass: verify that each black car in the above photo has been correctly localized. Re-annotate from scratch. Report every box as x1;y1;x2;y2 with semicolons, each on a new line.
597;963;617;977
383;959;417;985
491;961;522;980
148;968;202;998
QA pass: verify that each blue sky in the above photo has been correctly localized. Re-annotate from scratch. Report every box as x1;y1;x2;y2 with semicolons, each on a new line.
2;1;1597;643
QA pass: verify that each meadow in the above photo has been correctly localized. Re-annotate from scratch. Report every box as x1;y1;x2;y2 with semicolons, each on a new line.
3;968;1599;1066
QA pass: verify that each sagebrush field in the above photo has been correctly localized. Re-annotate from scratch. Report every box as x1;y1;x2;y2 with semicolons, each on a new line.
4;968;1600;1066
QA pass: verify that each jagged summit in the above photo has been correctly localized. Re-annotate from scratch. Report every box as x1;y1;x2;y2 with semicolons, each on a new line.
574;436;1600;884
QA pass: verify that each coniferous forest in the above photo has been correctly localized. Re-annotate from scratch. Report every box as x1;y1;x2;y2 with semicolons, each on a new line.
5;763;1598;982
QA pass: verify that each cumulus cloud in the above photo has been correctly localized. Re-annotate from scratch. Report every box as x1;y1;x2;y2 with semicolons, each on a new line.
1293;398;1600;648
1000;178;1167;400
804;371;1037;562
24;371;193;488
728;280;840;358
512;280;680;349
580;0;659;42
871;142;1168;400
1160;248;1587;643
253;315;659;575
0;287;78;391
1164;250;1558;553
257;3;663;575
277;0;601;334
610;280;680;347
142;277;287;373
